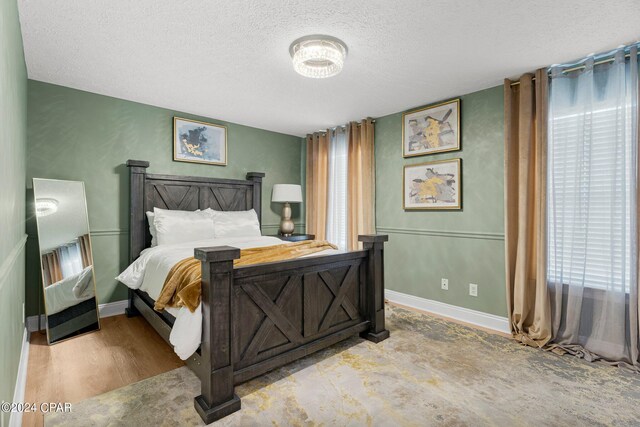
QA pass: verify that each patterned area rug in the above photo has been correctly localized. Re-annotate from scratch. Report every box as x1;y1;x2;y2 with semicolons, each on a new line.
45;304;640;426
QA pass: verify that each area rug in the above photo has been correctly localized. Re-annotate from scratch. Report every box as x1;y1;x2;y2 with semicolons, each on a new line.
45;304;640;426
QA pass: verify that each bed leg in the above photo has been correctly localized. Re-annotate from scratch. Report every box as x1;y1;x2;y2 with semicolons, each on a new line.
194;246;242;423
358;235;390;343
125;288;139;317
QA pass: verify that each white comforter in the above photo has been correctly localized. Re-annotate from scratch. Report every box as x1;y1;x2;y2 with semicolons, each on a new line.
116;236;338;360
45;266;95;315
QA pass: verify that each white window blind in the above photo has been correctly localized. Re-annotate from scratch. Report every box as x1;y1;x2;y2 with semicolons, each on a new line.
548;63;636;293
326;128;348;250
59;239;85;279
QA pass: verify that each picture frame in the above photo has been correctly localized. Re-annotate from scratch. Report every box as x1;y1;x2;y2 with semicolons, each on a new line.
402;98;460;157
173;117;227;166
403;158;462;210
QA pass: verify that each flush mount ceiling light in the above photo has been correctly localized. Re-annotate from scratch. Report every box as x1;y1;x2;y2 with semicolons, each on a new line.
289;35;348;79
36;198;59;217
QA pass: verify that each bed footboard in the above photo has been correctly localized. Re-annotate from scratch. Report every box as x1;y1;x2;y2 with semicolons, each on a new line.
359;234;390;343
193;234;388;424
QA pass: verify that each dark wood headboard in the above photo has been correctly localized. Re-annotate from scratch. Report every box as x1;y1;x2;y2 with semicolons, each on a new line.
126;160;265;262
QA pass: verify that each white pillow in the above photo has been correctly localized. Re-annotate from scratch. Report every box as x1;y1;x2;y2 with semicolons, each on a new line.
146;211;158;246
212;209;261;238
147;209;208;247
153;208;215;246
72;266;94;299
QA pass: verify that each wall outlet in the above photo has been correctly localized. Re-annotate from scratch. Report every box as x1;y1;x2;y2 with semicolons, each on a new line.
469;283;478;297
441;278;449;290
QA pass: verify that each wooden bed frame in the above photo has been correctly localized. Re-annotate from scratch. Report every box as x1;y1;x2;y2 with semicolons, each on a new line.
124;160;389;424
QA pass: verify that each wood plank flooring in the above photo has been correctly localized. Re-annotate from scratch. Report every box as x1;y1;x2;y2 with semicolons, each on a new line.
22;315;183;427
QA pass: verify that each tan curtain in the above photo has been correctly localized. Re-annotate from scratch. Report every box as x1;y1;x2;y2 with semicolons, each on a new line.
78;234;93;267
347;118;376;250
306;132;329;240
42;251;63;287
504;69;552;347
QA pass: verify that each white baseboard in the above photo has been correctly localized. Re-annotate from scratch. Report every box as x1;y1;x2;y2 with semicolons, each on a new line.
9;328;30;427
26;300;128;333
385;289;511;334
98;300;128;318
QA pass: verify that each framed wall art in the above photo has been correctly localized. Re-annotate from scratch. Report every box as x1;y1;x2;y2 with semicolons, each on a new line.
402;98;460;157
173;117;227;166
403;158;461;210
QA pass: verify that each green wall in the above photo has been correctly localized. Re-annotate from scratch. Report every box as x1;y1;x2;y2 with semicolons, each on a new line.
374;86;507;316
26;81;304;315
0;0;27;423
26;81;507;320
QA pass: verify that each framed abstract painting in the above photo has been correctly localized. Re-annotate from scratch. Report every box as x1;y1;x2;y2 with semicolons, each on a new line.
403;158;461;210
402;99;460;157
173;117;227;166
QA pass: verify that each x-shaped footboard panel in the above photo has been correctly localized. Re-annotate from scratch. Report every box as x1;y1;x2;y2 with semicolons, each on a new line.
318;266;359;331
238;263;361;364
240;276;304;361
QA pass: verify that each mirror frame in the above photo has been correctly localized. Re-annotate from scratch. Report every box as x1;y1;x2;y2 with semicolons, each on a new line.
33;178;101;345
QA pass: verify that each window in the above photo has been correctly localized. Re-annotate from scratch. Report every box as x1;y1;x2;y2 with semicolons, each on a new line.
547;56;637;293
58;239;85;279
326;128;348;250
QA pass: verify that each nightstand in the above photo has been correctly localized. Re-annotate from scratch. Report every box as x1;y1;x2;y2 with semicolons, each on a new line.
271;233;315;242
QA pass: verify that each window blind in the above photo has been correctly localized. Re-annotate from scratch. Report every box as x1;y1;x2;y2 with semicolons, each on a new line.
548;103;634;293
326;129;348;250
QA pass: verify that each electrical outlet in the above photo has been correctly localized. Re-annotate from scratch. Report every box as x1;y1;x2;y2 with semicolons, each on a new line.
469;283;478;297
441;278;449;290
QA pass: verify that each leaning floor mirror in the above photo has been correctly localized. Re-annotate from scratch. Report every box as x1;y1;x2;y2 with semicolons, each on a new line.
33;179;100;344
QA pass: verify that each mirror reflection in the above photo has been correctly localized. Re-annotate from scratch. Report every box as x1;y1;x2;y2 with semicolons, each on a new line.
33;179;100;344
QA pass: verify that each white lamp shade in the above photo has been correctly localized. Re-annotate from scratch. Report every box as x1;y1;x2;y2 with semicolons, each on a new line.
272;184;302;203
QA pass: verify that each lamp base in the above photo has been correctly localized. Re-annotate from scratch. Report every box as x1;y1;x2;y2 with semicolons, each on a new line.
279;202;295;236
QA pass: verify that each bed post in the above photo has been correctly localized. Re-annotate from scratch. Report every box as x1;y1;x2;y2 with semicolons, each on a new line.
193;245;242;424
358;234;390;343
246;172;265;226
125;159;149;317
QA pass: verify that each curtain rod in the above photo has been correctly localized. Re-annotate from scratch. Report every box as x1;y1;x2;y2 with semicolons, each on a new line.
312;119;376;135
509;50;638;87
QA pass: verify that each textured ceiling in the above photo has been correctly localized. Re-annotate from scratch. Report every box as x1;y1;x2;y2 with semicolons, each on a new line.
18;0;640;136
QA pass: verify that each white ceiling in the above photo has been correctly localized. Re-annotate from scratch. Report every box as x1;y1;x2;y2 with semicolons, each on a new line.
19;0;640;136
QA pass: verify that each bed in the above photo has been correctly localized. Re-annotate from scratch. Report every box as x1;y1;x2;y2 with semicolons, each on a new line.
122;160;389;424
45;266;95;315
45;266;99;342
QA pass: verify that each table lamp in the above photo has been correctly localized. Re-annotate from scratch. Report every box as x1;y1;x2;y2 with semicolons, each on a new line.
272;184;302;236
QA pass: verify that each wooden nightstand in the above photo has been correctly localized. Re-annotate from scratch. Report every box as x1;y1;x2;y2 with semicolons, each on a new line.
271;233;315;242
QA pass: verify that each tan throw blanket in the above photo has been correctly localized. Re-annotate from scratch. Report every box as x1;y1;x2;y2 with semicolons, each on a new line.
154;240;337;313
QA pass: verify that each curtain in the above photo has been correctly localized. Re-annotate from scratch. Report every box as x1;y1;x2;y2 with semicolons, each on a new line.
306;119;376;250
42;251;63;287
327;127;348;249
504;69;553;347
347;118;376;250
78;234;93;267
306;132;330;241
547;46;639;368
42;237;90;287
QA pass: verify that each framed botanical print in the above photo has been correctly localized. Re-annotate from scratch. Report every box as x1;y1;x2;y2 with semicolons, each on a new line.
173;117;227;166
403;158;461;210
402;98;460;157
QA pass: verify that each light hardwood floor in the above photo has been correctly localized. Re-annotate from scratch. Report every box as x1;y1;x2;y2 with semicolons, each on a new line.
22;315;183;427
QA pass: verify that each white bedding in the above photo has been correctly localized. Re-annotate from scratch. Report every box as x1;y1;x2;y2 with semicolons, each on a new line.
45;266;95;315
116;236;338;360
